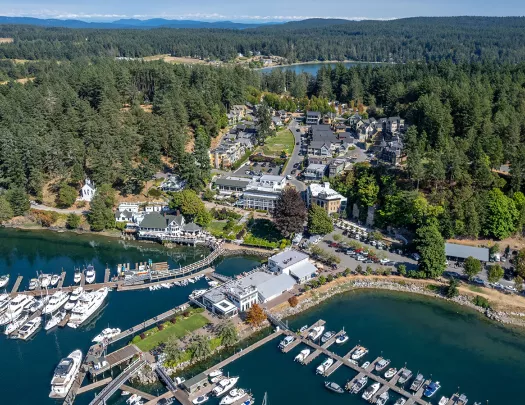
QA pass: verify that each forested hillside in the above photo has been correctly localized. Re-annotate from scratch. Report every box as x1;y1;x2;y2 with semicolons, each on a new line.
1;17;525;63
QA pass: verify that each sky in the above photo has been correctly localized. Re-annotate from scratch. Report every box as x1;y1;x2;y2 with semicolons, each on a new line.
2;0;525;22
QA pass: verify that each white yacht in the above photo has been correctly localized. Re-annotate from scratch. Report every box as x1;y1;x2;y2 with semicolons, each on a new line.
278;335;295;350
50;274;61;287
0;274;9;288
351;346;369;360
209;369;223;378
294;348;311;363
28;278;39;290
349;375;368;394
28;297;48;313
308;325;325;341
375;358;391;371
0;295;34;325
220;388;246;405
16;316;42;340
126;394;142;405
316;357;334;375
212;377;239;397
49;350;83;398
0;294;11;314
64;287;83;310
335;332;349;344
189;289;207;299
438;397;449;405
45;310;67;330
73;269;82;284
320;330;335;343
385;367;398;379
377;391;390;405
85;265;96;284
68;287;109;328
39;274;52;288
192;395;209;404
93;327;121;342
43;291;69;314
395;398;407;405
362;382;381;400
361;361;371;369
4;313;28;335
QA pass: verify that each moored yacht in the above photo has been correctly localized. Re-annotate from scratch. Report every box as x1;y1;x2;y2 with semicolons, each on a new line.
351;346;368;360
68;287;109;328
49;350;83;398
74;269;82;284
361;361;371;369
376;391;390;405
335;332;348;344
294;348;311;363
28;278;39;290
192;395;209;404
424;381;441;397
43;291;69;314
375;358;391;371
45;310;67;330
209;369;223;378
454;394;468;405
439;397;449;405
320;330;335;343
0;274;9;288
39;273;52;288
64;287;83;310
398;369;412;385
220;388;246;405
362;382;381;400
0;295;34;325
410;374;425;391
4;313;28;335
85;265;96;284
316;357;334;375
212;377;239;397
93;327;121;342
395;398;407;405
278;336;295;350
16;316;42;340
384;367;398;379
28;297;48;313
50;274;60;287
308;325;325;341
324;381;344;394
349;376;368;394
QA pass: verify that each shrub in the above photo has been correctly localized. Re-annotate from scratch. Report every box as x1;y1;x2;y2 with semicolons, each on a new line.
140;333;146;339
131;335;142;343
183;310;190;317
473;295;491;309
170;317;177;324
158;324;164;331
148;188;162;198
288;296;299;307
398;264;407;277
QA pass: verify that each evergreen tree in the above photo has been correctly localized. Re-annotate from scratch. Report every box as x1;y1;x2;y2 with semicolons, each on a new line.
415;220;446;278
88;184;116;232
464;256;482;280
5;187;30;217
58;183;78;208
0;196;14;223
256;101;274;144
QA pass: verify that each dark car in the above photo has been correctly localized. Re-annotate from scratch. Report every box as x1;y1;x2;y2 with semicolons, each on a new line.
296;128;300;132
253;162;258;167
296;142;300;145
268;168;273;173
291;169;297;174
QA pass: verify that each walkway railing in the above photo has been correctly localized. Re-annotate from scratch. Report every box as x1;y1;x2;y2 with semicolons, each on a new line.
155;365;178;392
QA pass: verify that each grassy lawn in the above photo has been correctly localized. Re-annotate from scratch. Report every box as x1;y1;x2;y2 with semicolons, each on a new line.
207;220;227;236
262;129;294;156
134;313;209;352
243;218;288;249
468;285;483;293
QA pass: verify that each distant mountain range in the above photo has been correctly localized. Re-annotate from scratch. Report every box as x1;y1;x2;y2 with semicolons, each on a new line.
0;16;283;29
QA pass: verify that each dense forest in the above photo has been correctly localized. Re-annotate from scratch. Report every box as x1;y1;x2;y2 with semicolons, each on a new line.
2;17;525;63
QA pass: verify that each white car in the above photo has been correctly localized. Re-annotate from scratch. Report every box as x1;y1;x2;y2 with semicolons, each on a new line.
380;258;390;265
286;175;292;180
356;255;366;261
412;253;421;261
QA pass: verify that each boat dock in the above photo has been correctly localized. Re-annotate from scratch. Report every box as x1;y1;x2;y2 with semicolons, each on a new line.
89;344;142;377
144;392;174;405
104;268;110;283
281;338;301;353
58;271;66;288
10;275;23;295
120;384;156;400
58;313;71;328
76;378;113;394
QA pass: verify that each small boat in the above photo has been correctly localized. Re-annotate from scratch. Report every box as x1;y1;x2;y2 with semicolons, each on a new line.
299;325;308;333
278;335;295;350
351;346;368;360
384;367;398;379
410;374;425;391
438;397;449;405
28;278;39;290
395;398;407;405
308;325;325;341
93;327;121;342
324;381;344;394
335;332;348;344
39;274;52;288
85;265;96;284
73;269;82;284
0;274;9;288
187;277;195;283
376;391;390;405
121;391;131;396
349;375;368;394
375;358;391;371
192;395;209;404
362;382;381;400
220;388;246;405
209;369;223;378
212;377;239;397
398;369;412;385
5;313;28;335
50;274;60;286
126;394;142;405
454;394;468;405
320;330;335;343
294;349;311;363
45;310;66;330
361;361;371;369
424;381;441;398
16;316;42;340
316;357;334;375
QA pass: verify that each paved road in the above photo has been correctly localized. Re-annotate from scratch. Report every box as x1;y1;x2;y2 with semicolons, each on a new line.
30;202;87;215
284;119;307;191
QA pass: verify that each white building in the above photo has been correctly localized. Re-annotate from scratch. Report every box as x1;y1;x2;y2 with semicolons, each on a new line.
80;178;96;202
268;250;317;283
241;175;287;211
306;182;347;215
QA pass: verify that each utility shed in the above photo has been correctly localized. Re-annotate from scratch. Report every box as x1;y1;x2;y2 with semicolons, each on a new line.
182;372;208;394
445;243;489;262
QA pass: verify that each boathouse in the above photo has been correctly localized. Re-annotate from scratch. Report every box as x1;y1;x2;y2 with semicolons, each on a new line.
182;372;208;394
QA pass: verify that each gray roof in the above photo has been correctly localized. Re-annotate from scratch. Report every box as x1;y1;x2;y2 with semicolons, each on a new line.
257;273;296;301
115;210;133;219
289;261;317;280
183;223;201;232
183;372;208;389
139;212;169;229
270;250;309;269
307;111;321;117
306;163;327;172
309;141;331;150
445;243;489;262
214;177;251;188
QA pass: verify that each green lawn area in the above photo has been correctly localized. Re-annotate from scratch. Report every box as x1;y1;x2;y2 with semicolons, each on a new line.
262;129;294;156
134;313;209;352
207;220;227;236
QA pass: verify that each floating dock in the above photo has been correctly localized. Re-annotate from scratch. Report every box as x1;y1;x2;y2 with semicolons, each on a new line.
57;271;66;288
120;384;156;400
76;378;113;394
104;268;111;283
10;275;23;295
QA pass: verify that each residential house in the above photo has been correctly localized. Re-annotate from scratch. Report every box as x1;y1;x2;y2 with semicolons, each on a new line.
329;158;346;178
306;111;321;125
322;112;336;125
303;163;327;180
379;135;405;166
306;182;347;215
271;116;283;127
160;175;186;192
80;178;96;202
138;212;202;239
241;174;286;211
308;125;349;156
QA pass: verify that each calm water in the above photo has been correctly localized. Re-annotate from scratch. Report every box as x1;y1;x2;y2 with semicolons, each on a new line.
260;62;367;75
0;228;261;405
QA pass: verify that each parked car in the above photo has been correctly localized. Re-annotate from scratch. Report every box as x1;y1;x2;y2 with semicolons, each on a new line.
291;169;297;174
379;258;390;265
356;255;366;261
412;253;421;261
286;175;292;180
296;142;300;145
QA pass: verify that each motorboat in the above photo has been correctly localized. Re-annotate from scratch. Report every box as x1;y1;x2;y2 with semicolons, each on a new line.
92;327;121;342
45;310;67;330
192;395;209;404
126;394;142;405
454;394;468;405
320;330;335;343
384;367;398;379
324;381;344;394
294;348;311;363
0;294;11;314
278;335;295;350
50;274;60;286
377;391;390;405
68;287;109;328
85;265;96;284
410;374;425;391
4;313;28;335
28;298;48;313
439;397;449;405
43;291;69;314
0;274;9;288
49;349;83;398
349;375;368;394
187;277;195;283
375;358;391;371
308;325;325;341
212;377;239;397
209;369;223;378
316;357;334;375
39;274;52;288
121;391;131;396
349;359;358;365
189;289;207;299
424;381;441;398
398;369;413;385
0;295;34;325
64;287;83;310
362;382;381;400
16;316;42;340
73;269;82;284
299;325;308;333
210;375;223;383
335;332;348;344
361;361;371;369
395;398;407;405
28;278;39;290
351;346;368;360
220;388;246;405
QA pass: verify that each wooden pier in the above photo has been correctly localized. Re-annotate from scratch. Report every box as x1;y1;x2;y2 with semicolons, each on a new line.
281;338;301;353
302;349;322;365
10;275;23;295
76;378;113;394
58;313;71;328
90;344;141;377
144;392;174;405
324;359;343;376
104;268;110;283
120;384;156;400
58;271;67;288
80;272;86;287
